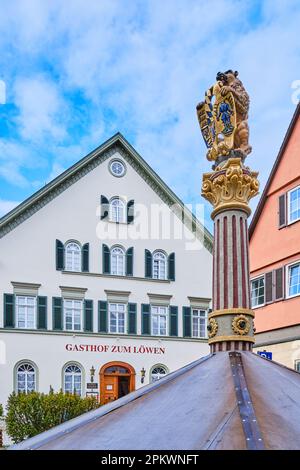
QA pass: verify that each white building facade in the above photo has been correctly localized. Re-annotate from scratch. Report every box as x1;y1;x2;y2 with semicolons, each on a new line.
0;134;212;416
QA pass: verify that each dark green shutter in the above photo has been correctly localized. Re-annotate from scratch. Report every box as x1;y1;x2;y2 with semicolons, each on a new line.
168;252;175;281
126;247;134;276
169;306;178;336
56;239;64;270
183;306;191;337
84;299;93;332
145;250;152;278
128;303;137;334
4;294;15;328
102;244;111;274
82;243;89;272
52;297;63;330
37;296;47;329
127;200;134;224
101;195;109;220
142;304;151;335
98;301;108;333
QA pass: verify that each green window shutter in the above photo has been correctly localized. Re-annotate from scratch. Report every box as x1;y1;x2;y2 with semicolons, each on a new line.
141;304;151;335
127;200;135;224
98;301;108;333
82;243;89;272
126;247;134;276
101;195;109;220
183;306;191;337
56;239;64;271
168;252;175;281
169;306;178;336
102;244;111;274
127;303;137;334
37;296;47;330
52;297;63;330
145;249;152;278
4;294;15;328
84;299;93;332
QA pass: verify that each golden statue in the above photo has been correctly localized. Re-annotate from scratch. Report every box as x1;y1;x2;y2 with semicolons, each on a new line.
196;70;251;163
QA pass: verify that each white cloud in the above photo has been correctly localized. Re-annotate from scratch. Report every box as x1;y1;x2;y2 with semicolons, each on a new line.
0;199;20;217
14;76;68;142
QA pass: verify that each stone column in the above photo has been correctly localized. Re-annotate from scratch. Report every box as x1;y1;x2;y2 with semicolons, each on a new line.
202;157;259;352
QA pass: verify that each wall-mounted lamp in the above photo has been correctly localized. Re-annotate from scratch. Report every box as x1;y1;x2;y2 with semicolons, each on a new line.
141;367;146;384
90;365;95;383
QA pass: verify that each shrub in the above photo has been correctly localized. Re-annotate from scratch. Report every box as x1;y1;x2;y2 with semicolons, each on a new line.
6;390;99;443
0;404;3;417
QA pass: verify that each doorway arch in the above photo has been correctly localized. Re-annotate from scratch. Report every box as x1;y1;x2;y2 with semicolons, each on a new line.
99;361;136;405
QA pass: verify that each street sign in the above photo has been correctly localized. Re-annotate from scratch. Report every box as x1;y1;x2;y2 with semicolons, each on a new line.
257;351;272;360
87;382;98;389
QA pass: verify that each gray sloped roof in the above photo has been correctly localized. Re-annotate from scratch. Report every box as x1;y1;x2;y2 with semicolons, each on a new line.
0;133;213;252
10;352;300;450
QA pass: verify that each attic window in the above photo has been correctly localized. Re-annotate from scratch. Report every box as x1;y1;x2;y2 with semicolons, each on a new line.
110;159;126;177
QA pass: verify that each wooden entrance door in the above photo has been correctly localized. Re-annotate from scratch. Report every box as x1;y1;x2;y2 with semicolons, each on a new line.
100;361;136;405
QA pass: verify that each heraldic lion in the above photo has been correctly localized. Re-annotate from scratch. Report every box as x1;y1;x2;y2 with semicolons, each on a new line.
216;70;252;156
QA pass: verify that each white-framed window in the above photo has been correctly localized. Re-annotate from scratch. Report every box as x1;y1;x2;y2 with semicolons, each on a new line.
109;303;126;334
288;186;300;224
153;251;167;280
111;246;125;276
110;159;126;177
16;296;36;329
65;242;81;272
251;276;265;307
16;362;36;393
151;365;168;383
192;309;207;338
286;262;300;298
64;299;83;331
64;364;82;396
295;360;300;373
110;198;126;223
151;305;168;336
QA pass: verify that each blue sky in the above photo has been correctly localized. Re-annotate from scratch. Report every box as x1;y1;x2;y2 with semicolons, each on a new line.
1;0;300;232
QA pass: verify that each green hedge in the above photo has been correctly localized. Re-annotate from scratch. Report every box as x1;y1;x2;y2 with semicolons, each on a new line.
6;390;99;443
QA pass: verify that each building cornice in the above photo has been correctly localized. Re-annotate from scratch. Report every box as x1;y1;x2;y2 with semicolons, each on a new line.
0;328;208;343
61;270;171;283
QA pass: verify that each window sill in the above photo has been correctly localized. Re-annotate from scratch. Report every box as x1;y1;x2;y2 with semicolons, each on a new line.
285;292;300;300
62;270;171;283
287;217;300;227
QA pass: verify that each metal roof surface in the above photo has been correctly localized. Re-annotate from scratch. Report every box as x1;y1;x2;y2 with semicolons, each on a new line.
10;352;300;450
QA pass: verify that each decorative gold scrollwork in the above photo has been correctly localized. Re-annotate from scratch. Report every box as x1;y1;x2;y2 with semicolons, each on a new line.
202;158;259;217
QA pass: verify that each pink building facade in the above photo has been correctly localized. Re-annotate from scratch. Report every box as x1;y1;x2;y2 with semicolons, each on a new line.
249;104;300;369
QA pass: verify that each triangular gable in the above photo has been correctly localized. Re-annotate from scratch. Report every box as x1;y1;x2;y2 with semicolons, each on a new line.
0;133;213;252
249;103;300;238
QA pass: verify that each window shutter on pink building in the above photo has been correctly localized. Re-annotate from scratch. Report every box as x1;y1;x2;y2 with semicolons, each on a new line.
278;193;287;228
275;267;284;300
265;271;273;303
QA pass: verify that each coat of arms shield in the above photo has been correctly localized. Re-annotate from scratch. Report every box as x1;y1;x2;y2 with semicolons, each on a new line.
197;81;237;161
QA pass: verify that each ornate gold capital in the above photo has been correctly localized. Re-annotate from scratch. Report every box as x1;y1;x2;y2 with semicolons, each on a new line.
202;158;259;218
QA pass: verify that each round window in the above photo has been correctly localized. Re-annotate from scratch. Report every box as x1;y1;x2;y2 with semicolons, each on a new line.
110;160;125;177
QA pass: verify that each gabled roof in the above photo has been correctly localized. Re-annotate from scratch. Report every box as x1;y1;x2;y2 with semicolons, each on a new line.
0;133;213;252
249;103;300;238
